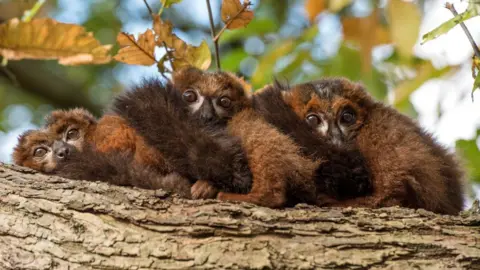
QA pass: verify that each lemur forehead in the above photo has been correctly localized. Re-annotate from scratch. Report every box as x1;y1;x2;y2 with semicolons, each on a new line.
310;79;346;100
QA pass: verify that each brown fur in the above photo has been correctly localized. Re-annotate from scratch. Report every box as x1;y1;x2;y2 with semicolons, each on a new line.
45;109;172;175
282;78;465;214
173;67;318;207
12;129;59;172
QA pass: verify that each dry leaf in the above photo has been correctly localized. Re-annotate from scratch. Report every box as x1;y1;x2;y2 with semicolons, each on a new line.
387;0;421;60
342;10;391;72
0;18;111;65
221;0;253;29
153;15;185;49
172;40;211;71
305;0;326;22
113;29;156;66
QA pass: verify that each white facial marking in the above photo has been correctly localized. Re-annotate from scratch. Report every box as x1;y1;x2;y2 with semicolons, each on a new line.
189;91;205;113
316;115;328;136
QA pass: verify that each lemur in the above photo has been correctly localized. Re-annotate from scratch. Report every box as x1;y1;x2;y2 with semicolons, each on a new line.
267;78;464;214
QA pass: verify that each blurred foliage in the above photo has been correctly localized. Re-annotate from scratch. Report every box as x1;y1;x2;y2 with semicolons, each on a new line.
0;0;479;187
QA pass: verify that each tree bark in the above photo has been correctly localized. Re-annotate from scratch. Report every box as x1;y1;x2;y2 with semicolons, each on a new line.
0;163;479;270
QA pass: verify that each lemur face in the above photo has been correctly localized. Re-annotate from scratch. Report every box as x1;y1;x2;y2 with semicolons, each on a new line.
12;129;76;173
173;67;251;124
281;78;372;146
44;108;97;151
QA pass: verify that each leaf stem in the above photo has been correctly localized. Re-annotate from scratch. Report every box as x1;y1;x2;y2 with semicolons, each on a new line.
206;0;221;70
142;0;155;20
159;0;166;16
22;0;46;22
445;3;480;59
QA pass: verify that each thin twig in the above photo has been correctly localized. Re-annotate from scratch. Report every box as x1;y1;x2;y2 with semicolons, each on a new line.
0;65;20;87
142;0;155;20
158;69;170;81
446;3;480;58
162;41;175;71
213;3;250;43
206;0;221;70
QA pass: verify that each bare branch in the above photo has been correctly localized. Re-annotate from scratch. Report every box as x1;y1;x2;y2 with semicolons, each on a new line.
0;65;20;87
445;3;480;59
206;0;221;70
162;41;175;71
142;0;155;20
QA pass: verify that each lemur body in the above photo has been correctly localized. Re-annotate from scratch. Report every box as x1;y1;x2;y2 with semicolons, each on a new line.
12;110;191;198
275;78;464;214
44;108;172;175
171;68;318;207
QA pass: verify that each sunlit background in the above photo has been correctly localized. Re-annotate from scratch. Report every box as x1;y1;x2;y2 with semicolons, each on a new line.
0;0;479;203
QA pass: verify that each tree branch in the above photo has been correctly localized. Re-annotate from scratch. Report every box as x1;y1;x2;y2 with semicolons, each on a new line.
0;163;479;269
142;0;155;20
445;3;480;59
206;0;221;70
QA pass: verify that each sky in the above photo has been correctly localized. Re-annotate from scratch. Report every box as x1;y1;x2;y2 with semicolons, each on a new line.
0;0;479;202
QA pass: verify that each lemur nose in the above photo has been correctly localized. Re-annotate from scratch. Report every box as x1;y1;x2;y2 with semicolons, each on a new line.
55;147;70;159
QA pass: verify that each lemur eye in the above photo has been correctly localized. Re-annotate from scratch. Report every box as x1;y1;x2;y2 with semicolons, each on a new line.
33;147;47;157
218;96;232;108
306;113;321;127
66;129;80;140
340;109;356;125
183;90;198;103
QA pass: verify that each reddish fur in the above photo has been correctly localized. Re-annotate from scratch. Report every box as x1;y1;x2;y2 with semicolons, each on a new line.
218;109;319;207
175;67;318;207
45;109;172;175
284;78;465;214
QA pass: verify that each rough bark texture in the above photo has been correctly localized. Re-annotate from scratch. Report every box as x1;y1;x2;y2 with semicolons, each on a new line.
0;163;479;270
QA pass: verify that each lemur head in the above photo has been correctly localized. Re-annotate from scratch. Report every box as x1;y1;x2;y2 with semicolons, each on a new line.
12;129;76;173
280;78;375;146
173;67;252;124
44;108;97;151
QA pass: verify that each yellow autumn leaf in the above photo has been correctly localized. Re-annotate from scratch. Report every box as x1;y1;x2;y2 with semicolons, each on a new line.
342;9;391;72
221;0;254;29
328;0;352;12
152;15;185;49
387;0;421;60
113;30;156;66
0;18;111;65
172;40;211;71
305;0;326;22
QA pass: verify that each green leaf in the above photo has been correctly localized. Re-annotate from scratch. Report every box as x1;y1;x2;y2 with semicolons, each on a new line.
472;71;480;100
221;19;277;44
251;40;294;88
456;133;480;183
161;0;182;8
393;61;454;107
421;8;477;44
220;49;248;72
